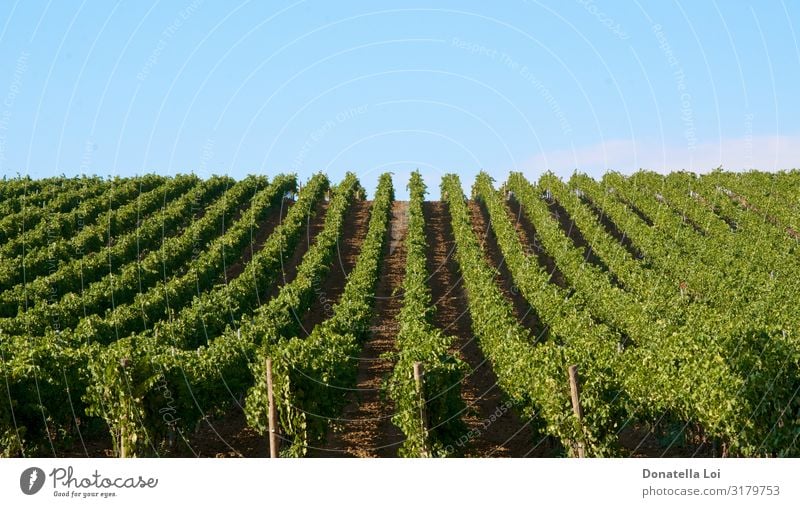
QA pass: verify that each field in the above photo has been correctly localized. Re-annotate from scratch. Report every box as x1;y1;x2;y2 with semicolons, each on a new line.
0;169;798;458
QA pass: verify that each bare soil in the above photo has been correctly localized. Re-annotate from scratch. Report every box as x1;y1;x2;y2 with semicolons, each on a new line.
54;193;715;459
297;199;372;335
619;424;717;458
268;200;329;301
309;201;408;457
424;201;540;457
468;201;559;456
164;199;331;457
224;198;293;280
55;435;115;458
172;409;268;458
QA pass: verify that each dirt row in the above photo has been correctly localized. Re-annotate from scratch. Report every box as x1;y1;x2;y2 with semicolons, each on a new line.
312;200;551;457
338;192;721;459
58;197;329;458
178;198;562;457
175;199;336;457
425;202;539;457
298;199;373;336
310;200;408;457
224;198;294;281
63;188;709;458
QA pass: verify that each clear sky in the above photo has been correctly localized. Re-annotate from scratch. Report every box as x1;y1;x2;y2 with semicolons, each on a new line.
0;1;798;197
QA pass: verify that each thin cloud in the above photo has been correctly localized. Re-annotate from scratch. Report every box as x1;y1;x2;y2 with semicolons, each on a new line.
523;134;800;178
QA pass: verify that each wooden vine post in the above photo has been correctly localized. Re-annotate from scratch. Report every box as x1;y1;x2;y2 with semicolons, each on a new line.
413;362;429;458
266;357;278;458
119;356;130;458
568;364;586;458
120;410;127;458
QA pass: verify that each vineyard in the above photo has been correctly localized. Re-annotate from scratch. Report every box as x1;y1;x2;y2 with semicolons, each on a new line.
0;169;798;458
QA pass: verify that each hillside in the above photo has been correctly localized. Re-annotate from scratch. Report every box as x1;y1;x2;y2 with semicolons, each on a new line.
1;169;798;458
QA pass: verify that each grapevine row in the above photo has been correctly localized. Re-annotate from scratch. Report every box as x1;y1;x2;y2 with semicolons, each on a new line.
385;171;465;457
247;173;394;456
84;174;356;455
0;174;172;260
0;176;110;243
0;176;246;334
1;175;223;290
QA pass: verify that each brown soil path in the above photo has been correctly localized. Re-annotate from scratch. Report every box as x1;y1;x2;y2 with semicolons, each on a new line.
424;201;537;457
267;200;329;301
224;198;293;281
164;200;332;457
297;199;372;335
309;201;408;457
171;411;268;458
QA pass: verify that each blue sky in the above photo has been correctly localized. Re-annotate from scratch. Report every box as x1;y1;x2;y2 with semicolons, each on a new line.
0;1;798;197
